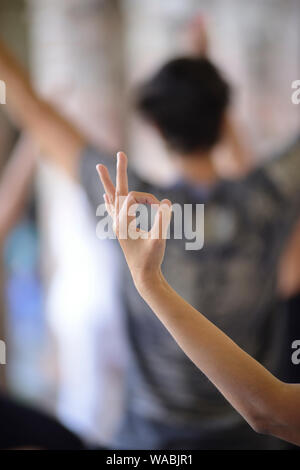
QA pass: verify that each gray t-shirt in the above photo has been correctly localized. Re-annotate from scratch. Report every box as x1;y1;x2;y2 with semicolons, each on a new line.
80;136;300;449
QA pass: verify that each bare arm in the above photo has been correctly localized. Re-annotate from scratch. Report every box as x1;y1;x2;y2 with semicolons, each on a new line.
0;134;36;242
266;137;300;299
187;15;253;174
221;112;253;175
138;275;300;446
278;220;300;298
97;153;300;447
0;40;85;178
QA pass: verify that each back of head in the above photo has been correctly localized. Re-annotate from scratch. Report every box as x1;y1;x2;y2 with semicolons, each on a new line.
136;57;230;155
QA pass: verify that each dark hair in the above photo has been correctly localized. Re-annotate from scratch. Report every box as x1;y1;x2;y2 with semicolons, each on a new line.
136;57;230;154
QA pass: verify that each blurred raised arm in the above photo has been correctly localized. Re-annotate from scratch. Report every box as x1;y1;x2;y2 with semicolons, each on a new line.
0;39;85;178
0;134;36;242
186;15;253;174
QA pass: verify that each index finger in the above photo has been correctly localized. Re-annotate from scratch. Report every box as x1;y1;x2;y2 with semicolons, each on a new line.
97;164;116;203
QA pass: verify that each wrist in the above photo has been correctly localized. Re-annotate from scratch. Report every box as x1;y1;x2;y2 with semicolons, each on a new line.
133;269;166;297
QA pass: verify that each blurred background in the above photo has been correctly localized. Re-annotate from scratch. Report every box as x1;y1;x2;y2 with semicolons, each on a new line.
0;0;299;446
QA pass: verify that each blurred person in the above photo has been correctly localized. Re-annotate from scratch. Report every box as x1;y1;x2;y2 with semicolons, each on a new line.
0;18;299;450
0;134;38;391
0;134;83;449
38;120;126;443
0;393;83;449
98;152;300;447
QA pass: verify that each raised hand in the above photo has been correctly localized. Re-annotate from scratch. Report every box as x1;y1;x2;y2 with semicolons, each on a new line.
97;152;172;289
185;14;210;57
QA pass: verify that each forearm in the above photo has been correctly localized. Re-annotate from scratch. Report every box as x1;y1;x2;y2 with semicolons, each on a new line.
0;40;84;178
0;40;38;125
222;112;253;175
184;22;253;176
0;134;36;241
137;274;297;439
278;220;300;298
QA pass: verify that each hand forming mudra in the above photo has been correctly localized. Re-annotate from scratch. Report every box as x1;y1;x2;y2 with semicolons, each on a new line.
97;152;172;290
